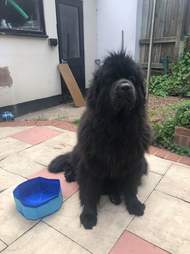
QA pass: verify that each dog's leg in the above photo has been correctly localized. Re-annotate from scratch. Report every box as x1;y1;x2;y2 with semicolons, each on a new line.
79;171;102;229
123;175;145;216
107;179;121;205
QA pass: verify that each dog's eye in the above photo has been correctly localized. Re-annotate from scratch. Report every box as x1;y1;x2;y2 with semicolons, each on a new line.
129;76;136;83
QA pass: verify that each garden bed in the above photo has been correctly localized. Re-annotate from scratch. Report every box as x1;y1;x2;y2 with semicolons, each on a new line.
148;95;186;124
149;97;190;156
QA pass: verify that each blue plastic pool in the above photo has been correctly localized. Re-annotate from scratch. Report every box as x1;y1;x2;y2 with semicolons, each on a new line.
13;177;63;220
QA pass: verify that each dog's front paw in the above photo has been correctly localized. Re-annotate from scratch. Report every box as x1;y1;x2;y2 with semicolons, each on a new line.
64;171;76;182
80;211;97;230
127;199;145;216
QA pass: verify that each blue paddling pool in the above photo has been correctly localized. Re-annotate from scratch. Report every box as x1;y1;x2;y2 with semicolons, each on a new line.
13;177;63;220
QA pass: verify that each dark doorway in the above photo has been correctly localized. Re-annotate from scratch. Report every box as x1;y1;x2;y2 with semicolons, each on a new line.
56;0;85;99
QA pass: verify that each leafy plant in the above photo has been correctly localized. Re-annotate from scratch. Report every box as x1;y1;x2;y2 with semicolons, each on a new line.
149;52;190;97
175;101;190;128
153;119;176;148
149;75;171;97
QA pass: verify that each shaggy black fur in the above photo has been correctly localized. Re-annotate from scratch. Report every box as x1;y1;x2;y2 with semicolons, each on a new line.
48;51;151;229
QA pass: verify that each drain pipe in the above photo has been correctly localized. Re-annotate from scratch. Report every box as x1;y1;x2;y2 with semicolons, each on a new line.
146;0;157;101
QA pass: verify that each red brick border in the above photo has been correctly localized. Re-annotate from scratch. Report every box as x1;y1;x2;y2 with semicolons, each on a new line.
149;146;190;166
0;120;190;166
0;120;77;132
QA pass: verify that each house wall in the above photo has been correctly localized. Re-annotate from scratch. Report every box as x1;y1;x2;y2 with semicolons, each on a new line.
97;0;139;61
0;0;97;108
83;0;97;88
0;0;60;108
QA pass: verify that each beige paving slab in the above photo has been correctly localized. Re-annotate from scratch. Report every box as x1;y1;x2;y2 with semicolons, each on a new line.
138;171;162;202
21;143;72;166
44;193;133;254
0;240;6;252
156;164;190;202
128;191;190;254
0;154;44;178
0;127;31;139
0;167;25;192
2;223;89;254
43;130;77;147
0;137;31;161
0;185;38;245
146;154;172;175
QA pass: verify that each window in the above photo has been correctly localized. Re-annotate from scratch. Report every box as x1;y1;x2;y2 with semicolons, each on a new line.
0;0;47;37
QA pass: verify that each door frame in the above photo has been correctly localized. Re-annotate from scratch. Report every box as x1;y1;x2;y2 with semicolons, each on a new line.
55;0;86;97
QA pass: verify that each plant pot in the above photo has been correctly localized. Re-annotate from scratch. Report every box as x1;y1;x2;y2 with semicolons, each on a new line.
174;127;190;148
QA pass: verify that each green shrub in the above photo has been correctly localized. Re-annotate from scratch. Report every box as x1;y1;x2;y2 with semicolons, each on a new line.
175;101;190;128
169;52;190;96
149;52;190;97
149;75;171;97
153;119;176;148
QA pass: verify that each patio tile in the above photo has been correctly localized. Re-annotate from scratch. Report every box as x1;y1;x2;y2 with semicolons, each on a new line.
156;164;190;202
110;231;169;254
44;193;133;254
21;143;72;166
128;191;190;254
43;130;77;147
138;171;162;202
0;137;31;161
3;223;89;254
0;167;25;192
0;154;44;178
10;127;61;145
0;127;31;139
0;240;6;252
0;185;38;245
2;222;89;254
146;154;172;175
31;169;78;199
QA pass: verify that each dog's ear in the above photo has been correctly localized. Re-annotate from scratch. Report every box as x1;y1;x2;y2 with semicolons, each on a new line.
87;67;103;109
140;80;146;99
136;66;146;100
87;83;98;109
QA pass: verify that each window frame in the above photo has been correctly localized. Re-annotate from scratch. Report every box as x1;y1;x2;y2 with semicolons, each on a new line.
0;0;47;38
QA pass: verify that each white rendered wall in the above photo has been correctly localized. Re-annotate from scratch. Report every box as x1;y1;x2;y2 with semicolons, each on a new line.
97;0;139;61
83;0;97;87
0;0;61;107
0;0;97;107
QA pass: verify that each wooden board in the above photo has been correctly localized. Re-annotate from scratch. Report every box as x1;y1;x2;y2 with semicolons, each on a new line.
58;64;85;107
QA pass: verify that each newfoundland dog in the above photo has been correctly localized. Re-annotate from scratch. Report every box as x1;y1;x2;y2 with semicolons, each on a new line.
48;51;151;229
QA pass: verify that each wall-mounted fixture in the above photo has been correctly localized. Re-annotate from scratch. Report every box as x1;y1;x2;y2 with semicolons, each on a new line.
48;38;58;47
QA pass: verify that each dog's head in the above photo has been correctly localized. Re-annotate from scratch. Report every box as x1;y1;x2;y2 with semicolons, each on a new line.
87;52;146;114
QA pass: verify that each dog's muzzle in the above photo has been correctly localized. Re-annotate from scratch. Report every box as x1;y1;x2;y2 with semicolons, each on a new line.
111;79;136;111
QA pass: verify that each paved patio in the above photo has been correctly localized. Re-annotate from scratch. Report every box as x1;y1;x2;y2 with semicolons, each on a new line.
0;124;190;254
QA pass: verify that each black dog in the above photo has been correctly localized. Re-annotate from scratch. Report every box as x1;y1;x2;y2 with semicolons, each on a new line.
48;51;151;229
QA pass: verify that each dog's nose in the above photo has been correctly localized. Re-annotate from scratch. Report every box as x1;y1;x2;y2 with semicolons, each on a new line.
119;82;132;92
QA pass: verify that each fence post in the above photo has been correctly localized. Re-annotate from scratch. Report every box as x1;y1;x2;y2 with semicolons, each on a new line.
146;0;157;101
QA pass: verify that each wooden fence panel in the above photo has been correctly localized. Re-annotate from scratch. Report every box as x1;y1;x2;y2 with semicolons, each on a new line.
139;0;188;72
